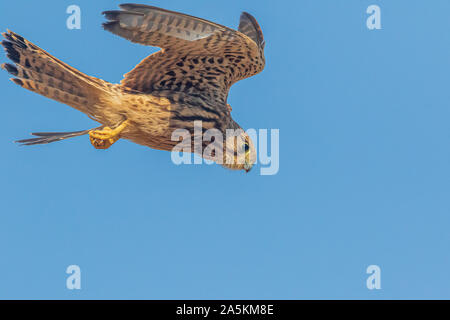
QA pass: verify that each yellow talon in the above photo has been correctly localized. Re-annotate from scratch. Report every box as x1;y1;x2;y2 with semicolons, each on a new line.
89;120;129;149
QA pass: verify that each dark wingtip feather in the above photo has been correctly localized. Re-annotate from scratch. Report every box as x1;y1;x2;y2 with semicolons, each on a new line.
1;39;13;51
2;40;20;64
15;137;50;145
2;31;26;48
102;10;120;21
240;12;258;26
15;136;57;146
102;9;144;23
2;32;13;42
15;129;91;146
238;12;265;49
118;3;134;9
10;78;23;86
9;32;25;46
119;3;148;10
1;63;18;76
102;21;119;32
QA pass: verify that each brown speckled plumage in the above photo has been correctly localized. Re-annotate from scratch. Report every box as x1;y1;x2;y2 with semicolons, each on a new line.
2;4;265;171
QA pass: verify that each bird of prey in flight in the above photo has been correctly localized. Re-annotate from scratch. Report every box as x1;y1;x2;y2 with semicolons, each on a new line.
1;3;266;172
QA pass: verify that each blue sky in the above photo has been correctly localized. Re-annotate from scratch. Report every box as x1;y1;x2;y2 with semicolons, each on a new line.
1;0;450;299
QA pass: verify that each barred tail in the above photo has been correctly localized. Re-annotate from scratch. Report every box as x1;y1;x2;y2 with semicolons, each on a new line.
1;30;111;120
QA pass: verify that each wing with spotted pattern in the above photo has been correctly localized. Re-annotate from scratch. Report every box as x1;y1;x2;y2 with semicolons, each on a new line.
103;4;232;49
103;4;265;111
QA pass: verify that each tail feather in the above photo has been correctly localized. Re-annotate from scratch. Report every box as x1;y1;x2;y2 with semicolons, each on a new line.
1;30;111;119
2;62;92;109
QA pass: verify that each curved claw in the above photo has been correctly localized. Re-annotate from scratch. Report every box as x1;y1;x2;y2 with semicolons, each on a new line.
88;120;129;150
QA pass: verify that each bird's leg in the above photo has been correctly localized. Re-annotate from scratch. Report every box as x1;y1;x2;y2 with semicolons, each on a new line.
89;119;130;150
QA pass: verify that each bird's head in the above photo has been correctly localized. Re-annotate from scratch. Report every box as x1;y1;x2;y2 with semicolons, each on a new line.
221;130;256;173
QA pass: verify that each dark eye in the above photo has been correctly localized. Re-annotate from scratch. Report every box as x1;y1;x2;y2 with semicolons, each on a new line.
244;142;250;153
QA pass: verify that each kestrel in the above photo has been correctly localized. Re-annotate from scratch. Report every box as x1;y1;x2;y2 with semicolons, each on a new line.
1;3;265;172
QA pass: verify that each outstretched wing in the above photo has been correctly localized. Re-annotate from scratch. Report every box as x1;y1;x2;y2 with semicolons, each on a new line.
103;4;231;48
102;4;265;110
